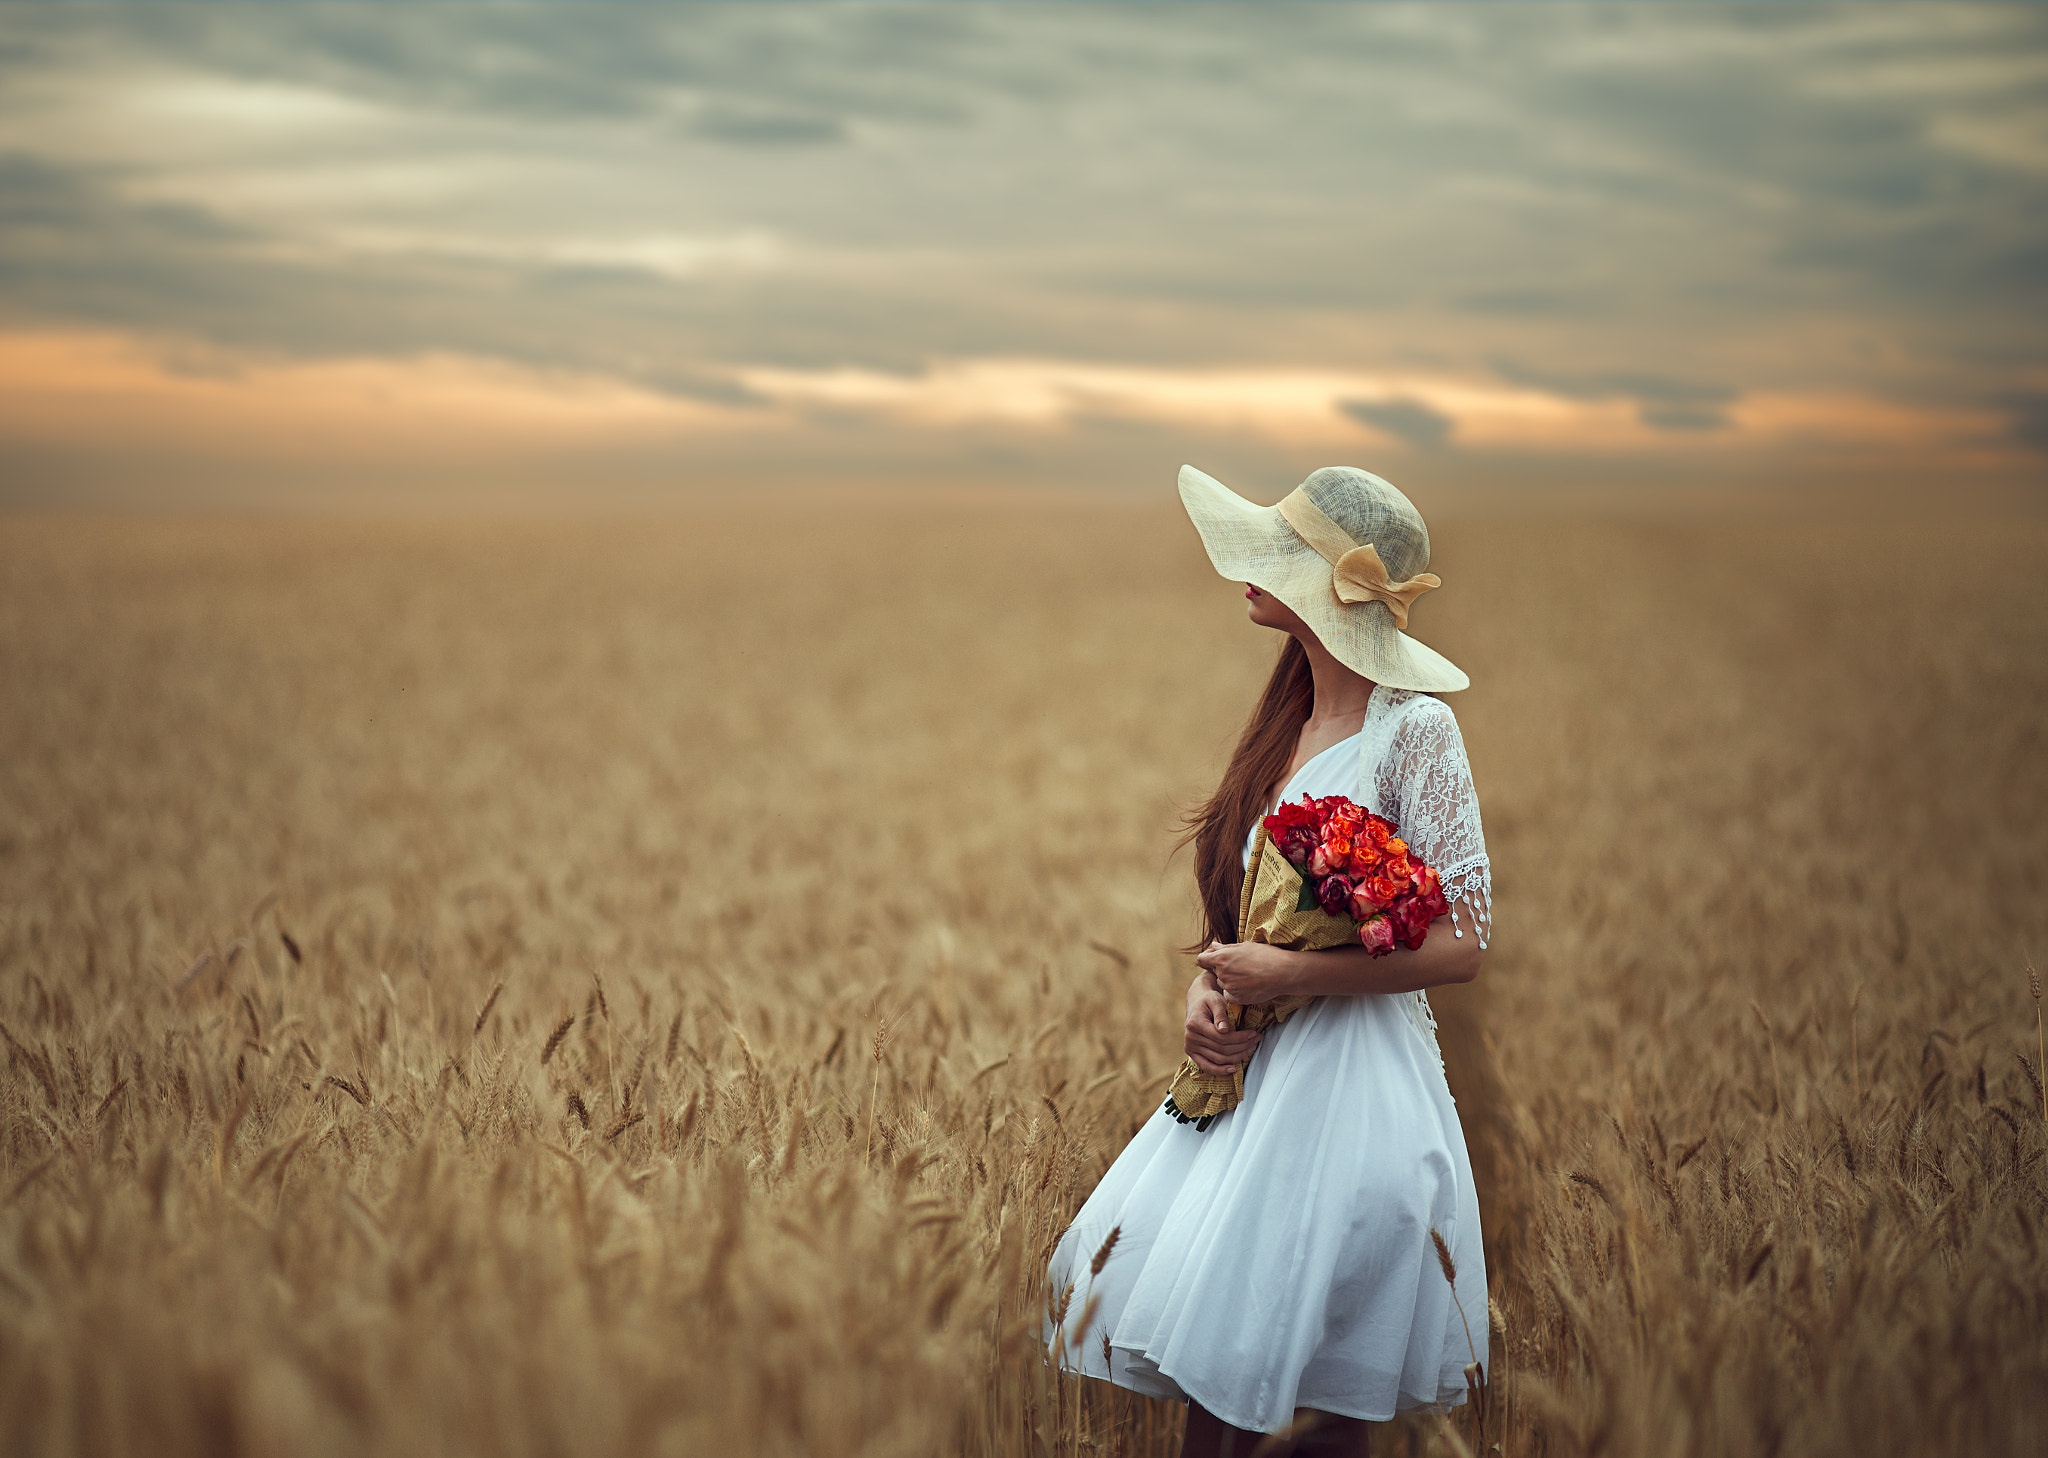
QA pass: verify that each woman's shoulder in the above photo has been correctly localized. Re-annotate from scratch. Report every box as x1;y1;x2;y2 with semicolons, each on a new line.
1380;688;1463;740
1374;690;1488;868
1372;689;1474;783
1358;687;1463;802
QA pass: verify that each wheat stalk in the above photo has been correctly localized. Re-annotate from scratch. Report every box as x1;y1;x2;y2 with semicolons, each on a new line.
1431;1226;1486;1441
593;970;616;1116
540;1013;574;1066
1751;999;1783;1116
1849;979;1864;1104
471;981;502;1038
1430;1228;1478;1362
2029;952;2045;1121
1088;1225;1121;1279
864;1015;890;1170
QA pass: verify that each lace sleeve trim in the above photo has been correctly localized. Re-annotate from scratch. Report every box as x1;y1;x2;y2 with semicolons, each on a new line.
1438;857;1492;951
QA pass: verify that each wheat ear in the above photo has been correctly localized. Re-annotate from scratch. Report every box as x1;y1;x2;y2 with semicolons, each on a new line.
1432;1227;1489;1445
863;1015;889;1169
2029;953;2045;1121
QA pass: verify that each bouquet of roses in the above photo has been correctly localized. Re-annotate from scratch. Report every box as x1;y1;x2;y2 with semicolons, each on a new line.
1265;795;1452;955
1162;794;1452;1127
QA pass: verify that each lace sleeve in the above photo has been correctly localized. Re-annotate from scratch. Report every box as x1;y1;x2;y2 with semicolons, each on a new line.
1382;697;1492;949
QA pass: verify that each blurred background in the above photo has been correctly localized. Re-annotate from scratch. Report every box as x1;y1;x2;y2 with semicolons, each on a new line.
2;0;2044;514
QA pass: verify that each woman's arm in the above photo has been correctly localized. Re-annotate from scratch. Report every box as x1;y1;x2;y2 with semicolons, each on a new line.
1195;921;1481;1005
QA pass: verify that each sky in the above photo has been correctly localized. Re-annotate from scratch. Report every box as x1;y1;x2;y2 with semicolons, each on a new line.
2;1;2045;510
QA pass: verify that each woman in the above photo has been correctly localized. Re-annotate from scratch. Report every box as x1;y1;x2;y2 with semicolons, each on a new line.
1044;465;1492;1458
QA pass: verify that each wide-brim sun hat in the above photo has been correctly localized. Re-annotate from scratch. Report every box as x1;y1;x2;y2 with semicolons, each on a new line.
1178;463;1469;693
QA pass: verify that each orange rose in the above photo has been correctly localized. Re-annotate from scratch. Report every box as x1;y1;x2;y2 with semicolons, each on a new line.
1364;872;1405;908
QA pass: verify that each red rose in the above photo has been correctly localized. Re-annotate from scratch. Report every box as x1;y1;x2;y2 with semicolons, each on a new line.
1390;895;1435;950
1263;798;1326;868
1315;873;1357;918
1358;914;1396;956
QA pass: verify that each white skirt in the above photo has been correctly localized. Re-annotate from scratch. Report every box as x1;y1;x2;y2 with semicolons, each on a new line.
1043;990;1487;1434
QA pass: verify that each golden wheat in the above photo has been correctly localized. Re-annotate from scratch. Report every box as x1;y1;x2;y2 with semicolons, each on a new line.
1;503;2043;1458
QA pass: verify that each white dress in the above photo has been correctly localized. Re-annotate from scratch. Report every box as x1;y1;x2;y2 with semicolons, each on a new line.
1044;683;1493;1433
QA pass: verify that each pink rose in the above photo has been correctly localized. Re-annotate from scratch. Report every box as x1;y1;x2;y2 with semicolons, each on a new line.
1307;844;1336;878
1358;914;1396;956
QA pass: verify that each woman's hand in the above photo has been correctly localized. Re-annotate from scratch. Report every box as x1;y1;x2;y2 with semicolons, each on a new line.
1184;972;1261;1077
1194;939;1297;1007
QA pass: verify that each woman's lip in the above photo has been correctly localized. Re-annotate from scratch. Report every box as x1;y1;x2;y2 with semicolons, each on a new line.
1245;585;1261;599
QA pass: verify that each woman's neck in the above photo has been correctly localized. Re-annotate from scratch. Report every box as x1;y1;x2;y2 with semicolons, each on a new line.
1296;630;1377;728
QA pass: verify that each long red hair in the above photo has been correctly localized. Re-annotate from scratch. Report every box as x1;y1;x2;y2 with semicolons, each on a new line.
1179;634;1315;950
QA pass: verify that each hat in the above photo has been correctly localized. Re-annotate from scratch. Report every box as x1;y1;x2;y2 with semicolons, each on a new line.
1177;463;1469;693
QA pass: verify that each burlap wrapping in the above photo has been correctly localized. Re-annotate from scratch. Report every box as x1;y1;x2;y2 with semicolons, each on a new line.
1162;822;1359;1127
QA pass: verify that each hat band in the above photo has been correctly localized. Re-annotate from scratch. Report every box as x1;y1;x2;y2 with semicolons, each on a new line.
1274;488;1441;631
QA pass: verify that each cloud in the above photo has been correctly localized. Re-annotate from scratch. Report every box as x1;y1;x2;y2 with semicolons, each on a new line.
0;328;2015;513
2002;393;2048;454
0;3;2042;502
1338;397;1456;449
1637;403;1731;433
1487;359;1739;433
693;105;846;147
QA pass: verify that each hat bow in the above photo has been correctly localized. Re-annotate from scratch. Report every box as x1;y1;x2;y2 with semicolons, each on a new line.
1275;488;1441;630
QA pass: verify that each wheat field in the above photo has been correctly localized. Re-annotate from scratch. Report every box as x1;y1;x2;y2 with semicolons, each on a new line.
1;501;2044;1458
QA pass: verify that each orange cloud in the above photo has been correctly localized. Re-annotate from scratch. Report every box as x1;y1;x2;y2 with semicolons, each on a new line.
0;331;2015;482
0;330;723;462
736;357;2000;458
